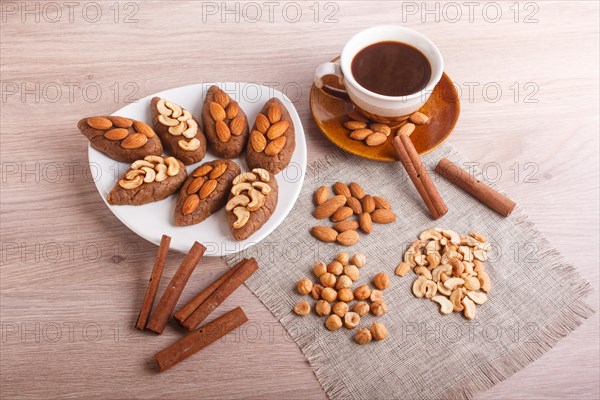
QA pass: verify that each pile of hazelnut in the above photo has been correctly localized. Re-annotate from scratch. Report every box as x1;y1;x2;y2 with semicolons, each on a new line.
293;252;389;345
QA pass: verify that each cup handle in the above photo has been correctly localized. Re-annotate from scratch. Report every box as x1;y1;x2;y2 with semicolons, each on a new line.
314;61;348;99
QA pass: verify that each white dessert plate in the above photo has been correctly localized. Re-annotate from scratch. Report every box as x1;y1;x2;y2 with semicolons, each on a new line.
88;83;307;256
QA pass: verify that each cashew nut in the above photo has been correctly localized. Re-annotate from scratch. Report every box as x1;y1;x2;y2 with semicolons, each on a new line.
165;101;182;118
464;276;481;291
419;228;442;241
169;121;186;136
442;229;461;244
412;276;427;298
463;261;474;275
131;160;154;170
155;164;168;182
431;295;453;315
144;155;164;165
178;138;200;151
478;270;492;293
447;258;465;276
473;248;488;261
125;169;145;180
473;260;485;273
233;172;257;185
231;182;253;196
226;195;250;211
460;246;474;262
252;168;270;182
425;240;440;253
466;291;488;305
165;157;179;176
414;266;432;280
460;236;480;247
437;281;451;296
178;109;192;122
252;181;271;195
450;288;464;312
156;99;172;116
462;296;476;320
141;166;156;183
443;277;465;290
118;175;143;189
182;119;198;138
158;114;179;127
246;189;266;212
432;264;452;282
423;280;437;299
426;252;440;269
232;206;250;229
414;253;427;266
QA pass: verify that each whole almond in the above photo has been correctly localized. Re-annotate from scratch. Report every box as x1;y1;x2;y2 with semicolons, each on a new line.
229;115;246;136
373;196;392;210
214;90;230;108
346;196;363;214
343;121;367;130
267;120;289;140
370;123;391;136
359;212;373;234
209;163;227;179
182;194;200;215
250;130;267;152
187;177;205;195
331;206;353;222
350;128;373;140
104;128;129;141
199;179;217;199
120;133;148;149
314;195;347;219
210;102;226;121
333;220;359;232
133;120;155;138
365;132;387;146
397;122;415;137
216;120;231;142
333;182;351;197
371;209;397;224
226;102;240;120
362;195;376;213
348;182;366;199
347;109;369;123
314;186;330;205
108;116;133;128
255;113;270;133
336;230;359;246
265;136;286;156
310;226;338;243
87;117;112;130
193;164;213;177
409;112;429;125
267;103;281;124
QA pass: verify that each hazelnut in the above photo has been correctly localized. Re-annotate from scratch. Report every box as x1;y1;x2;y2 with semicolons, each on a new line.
320;273;336;288
354;328;372;345
313;261;327;277
370;289;383;303
337;288;354;302
327;260;343;275
373;272;390;290
344;311;360;329
315;300;331;316
321;287;337;302
354;285;372;300
297;278;313;295
370;322;387;340
335;275;353;290
332;302;349;317
325;314;342;331
335;252;350;266
371;301;388;316
294;301;310;316
343;264;360;281
353;301;370;317
311;283;324;300
351;253;366;268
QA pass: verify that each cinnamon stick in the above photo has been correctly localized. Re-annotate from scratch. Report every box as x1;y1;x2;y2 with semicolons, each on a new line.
182;258;258;331
392;135;448;219
435;157;517;217
146;241;206;334
155;307;248;372
135;234;171;331
174;259;246;325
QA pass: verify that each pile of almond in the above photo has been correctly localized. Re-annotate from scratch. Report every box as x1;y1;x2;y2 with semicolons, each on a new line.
310;182;396;246
396;228;492;320
250;103;288;156
344;109;430;146
87;116;155;149
210;91;246;143
293;252;389;345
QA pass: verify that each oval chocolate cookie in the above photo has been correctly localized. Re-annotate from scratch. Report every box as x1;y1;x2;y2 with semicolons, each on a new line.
246;98;295;174
201;86;249;159
150;97;207;165
107;156;186;205
226;168;278;241
77;116;163;163
174;159;241;226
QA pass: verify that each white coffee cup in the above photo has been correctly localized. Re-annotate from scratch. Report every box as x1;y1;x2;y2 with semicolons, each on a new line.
314;25;444;123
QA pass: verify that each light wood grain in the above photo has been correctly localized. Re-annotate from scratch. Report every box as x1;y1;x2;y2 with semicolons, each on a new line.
1;1;598;399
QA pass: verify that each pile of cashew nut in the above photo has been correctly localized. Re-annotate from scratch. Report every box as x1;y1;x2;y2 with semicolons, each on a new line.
156;98;201;151
226;168;271;229
396;228;492;320
118;155;180;190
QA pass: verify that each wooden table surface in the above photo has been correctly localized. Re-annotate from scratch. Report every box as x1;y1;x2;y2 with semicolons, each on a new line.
1;1;598;398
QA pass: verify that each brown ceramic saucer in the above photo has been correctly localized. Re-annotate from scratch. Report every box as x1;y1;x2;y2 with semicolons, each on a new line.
310;68;460;161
